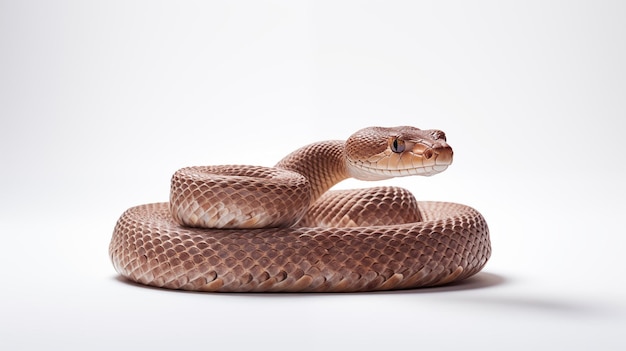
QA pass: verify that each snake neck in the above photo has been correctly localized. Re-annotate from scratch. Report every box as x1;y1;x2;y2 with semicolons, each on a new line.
275;140;348;204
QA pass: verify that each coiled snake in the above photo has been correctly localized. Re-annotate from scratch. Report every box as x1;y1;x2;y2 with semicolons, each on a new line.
110;126;490;292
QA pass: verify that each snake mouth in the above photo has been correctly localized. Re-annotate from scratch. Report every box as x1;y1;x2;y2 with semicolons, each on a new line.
347;145;453;180
350;161;450;179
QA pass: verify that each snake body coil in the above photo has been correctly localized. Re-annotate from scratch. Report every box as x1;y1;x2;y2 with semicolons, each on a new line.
110;126;490;292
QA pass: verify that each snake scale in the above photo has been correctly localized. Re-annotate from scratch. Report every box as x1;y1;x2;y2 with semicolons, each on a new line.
110;126;490;292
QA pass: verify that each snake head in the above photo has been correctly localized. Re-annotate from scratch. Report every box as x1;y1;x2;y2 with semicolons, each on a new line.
345;126;453;180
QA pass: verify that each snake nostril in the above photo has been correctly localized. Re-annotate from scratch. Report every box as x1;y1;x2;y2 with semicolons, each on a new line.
423;149;434;160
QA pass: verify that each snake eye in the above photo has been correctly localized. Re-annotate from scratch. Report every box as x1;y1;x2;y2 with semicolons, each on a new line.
390;138;406;153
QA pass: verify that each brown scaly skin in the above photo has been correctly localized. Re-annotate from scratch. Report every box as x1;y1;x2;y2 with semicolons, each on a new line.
110;126;489;292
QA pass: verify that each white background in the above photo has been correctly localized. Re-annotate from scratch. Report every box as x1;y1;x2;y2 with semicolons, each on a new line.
1;1;625;350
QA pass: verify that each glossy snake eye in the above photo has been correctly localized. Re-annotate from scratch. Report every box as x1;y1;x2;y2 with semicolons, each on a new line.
390;137;406;153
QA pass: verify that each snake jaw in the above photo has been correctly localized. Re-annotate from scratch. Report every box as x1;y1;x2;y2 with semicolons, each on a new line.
347;155;450;180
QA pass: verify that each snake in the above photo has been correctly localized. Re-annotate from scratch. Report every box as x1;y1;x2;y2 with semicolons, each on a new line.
110;126;490;292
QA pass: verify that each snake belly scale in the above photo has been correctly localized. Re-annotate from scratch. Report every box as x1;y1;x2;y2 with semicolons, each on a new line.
110;126;491;292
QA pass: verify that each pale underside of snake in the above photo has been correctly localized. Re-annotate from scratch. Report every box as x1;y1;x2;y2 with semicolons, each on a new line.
110;126;490;292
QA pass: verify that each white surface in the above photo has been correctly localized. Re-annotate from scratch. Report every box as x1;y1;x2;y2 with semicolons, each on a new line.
1;1;625;350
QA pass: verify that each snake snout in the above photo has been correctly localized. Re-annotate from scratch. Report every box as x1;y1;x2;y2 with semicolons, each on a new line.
413;143;452;163
432;145;453;165
418;143;454;175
